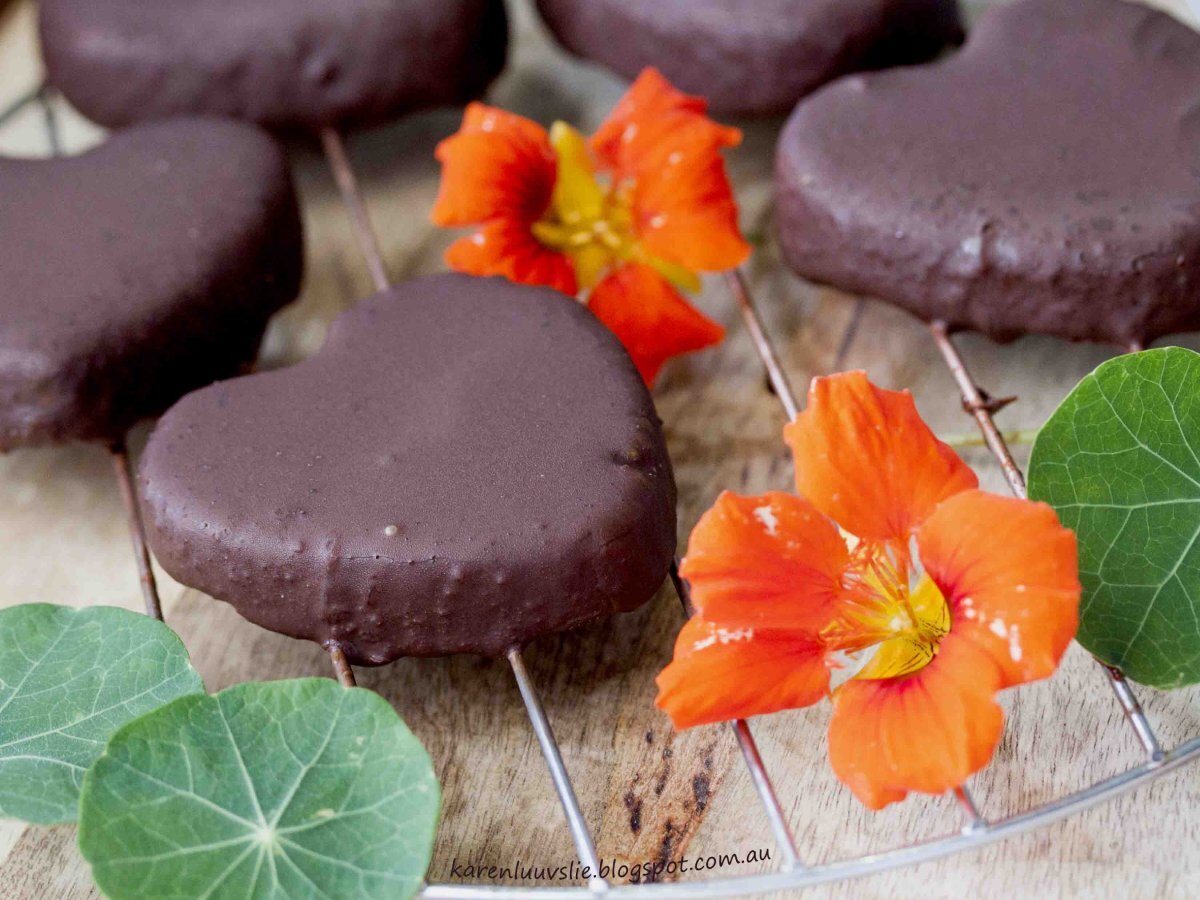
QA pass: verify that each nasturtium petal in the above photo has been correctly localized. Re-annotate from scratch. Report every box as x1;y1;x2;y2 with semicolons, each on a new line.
0;603;203;824
1029;347;1200;688
79;678;440;900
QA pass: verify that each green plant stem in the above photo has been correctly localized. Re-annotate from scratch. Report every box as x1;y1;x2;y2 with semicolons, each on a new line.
940;428;1039;448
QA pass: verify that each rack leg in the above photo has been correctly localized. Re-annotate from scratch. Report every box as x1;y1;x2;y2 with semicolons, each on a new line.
110;440;164;621
508;648;608;892
329;645;358;687
725;275;995;831
0;82;41;129
724;269;800;421
37;84;60;156
954;785;986;832
929;322;1164;762
320;127;390;293
670;563;803;870
1104;666;1164;761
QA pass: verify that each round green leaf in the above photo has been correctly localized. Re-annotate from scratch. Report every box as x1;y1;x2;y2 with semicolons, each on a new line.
1029;347;1200;688
79;678;440;900
0;603;203;824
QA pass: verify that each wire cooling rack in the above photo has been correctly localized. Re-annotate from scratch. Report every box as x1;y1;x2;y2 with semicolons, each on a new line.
3;51;1200;897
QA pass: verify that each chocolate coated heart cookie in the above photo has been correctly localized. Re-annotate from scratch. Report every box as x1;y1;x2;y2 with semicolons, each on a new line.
0;118;302;449
776;0;1200;345
138;274;677;663
535;0;962;116
40;0;508;130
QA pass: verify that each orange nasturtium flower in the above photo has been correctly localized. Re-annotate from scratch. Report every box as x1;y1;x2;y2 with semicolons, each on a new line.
430;68;749;385
656;372;1080;809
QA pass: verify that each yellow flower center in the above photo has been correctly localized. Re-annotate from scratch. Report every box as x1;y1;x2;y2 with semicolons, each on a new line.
824;542;951;681
530;123;700;293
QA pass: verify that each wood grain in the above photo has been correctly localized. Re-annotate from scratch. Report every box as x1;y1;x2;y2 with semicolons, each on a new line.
1;0;1198;897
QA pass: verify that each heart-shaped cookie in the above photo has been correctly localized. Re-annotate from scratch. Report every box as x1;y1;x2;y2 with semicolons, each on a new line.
138;274;677;663
776;0;1200;345
39;0;509;130
0;118;302;450
536;0;963;116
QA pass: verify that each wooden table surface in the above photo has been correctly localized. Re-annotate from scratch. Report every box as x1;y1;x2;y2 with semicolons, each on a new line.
2;0;1198;897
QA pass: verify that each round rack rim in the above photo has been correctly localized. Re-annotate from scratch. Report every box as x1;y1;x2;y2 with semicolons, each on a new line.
420;734;1200;898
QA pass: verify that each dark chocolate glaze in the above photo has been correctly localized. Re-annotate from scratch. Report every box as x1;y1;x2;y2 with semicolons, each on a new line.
138;275;678;663
535;0;962;117
39;0;509;130
776;0;1200;345
0;118;302;450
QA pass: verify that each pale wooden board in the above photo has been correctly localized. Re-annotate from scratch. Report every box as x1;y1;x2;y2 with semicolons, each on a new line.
1;0;1199;897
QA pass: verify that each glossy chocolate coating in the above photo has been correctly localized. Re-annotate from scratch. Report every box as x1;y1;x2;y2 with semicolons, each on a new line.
138;275;678;663
39;0;508;130
0;118;302;450
535;0;962;116
776;0;1200;345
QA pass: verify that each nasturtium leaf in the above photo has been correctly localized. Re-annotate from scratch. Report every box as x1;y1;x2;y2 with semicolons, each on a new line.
1029;347;1200;688
0;603;203;824
79;678;440;900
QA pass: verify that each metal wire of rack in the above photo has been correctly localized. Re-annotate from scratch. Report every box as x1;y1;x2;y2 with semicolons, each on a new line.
3;72;1200;898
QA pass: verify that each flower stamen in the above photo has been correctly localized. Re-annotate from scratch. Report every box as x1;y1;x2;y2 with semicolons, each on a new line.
824;545;951;681
526;122;703;295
